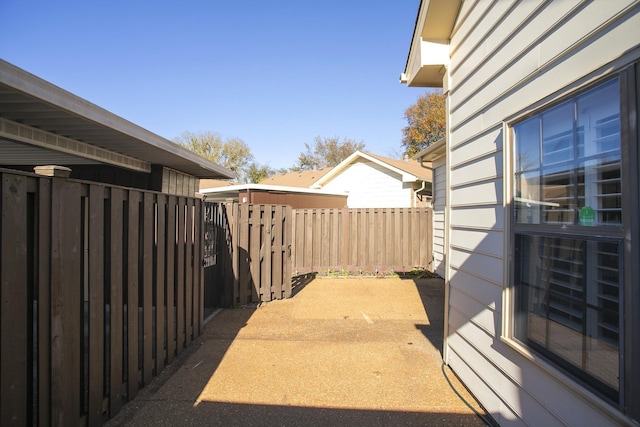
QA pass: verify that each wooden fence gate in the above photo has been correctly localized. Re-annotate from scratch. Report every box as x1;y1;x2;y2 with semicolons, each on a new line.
204;202;292;307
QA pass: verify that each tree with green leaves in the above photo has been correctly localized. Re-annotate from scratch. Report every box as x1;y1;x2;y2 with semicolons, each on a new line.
244;163;277;183
401;90;446;157
296;136;365;170
173;131;253;182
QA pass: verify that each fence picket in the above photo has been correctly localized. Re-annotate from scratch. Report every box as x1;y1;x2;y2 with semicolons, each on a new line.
109;187;124;417
88;184;105;425
0;174;28;426
51;178;82;426
126;190;140;400
155;194;167;372
37;177;52;427
142;193;154;386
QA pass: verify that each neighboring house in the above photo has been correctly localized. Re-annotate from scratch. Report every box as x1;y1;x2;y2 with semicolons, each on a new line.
309;150;433;208
0;59;233;193
198;168;347;209
403;1;639;426
198;183;347;209
199;149;434;209
414;138;445;278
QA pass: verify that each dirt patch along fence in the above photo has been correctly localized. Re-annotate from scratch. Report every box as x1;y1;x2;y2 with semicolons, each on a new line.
0;168;204;426
291;207;433;275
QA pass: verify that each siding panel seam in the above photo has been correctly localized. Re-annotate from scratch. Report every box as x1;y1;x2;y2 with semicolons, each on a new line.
450;124;503;152
450;264;503;289
450;175;503;190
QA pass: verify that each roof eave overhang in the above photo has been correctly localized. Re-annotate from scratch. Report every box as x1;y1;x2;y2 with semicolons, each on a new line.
199;183;347;197
413;137;446;162
400;0;461;88
0;60;234;179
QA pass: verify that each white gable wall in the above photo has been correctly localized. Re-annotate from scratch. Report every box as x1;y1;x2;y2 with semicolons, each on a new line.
444;1;640;426
321;160;414;208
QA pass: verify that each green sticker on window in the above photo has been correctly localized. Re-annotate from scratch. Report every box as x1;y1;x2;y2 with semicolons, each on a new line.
579;206;595;226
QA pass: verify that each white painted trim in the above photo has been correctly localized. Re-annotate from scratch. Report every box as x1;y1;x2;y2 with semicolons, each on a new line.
199;183;347;196
311;150;419;188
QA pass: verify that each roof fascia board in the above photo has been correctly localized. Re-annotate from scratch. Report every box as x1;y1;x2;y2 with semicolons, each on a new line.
199;183;347;196
312;150;419;188
413;137;446;162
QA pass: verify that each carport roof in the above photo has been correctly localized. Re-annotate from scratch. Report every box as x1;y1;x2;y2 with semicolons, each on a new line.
0;59;233;179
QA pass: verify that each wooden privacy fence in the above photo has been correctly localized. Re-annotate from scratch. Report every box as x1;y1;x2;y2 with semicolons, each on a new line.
291;207;433;274
0;168;204;426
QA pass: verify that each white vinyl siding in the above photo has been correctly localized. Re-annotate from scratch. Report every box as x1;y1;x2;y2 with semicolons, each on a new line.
321;161;414;208
433;157;446;277
444;0;640;425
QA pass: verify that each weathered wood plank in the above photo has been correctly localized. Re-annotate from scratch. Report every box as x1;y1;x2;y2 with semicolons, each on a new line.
142;192;154;385
237;204;250;304
37;177;52;427
262;205;273;302
304;210;313;269
402;209;410;268
273;205;284;299
126;190;140;400
165;197;176;363
51;178;82;426
155;194;166;371
193;199;203;335
282;205;292;298
249;205;261;302
109;188;124;416
1;173;29;426
184;199;193;345
176;199;185;352
88;184;105;426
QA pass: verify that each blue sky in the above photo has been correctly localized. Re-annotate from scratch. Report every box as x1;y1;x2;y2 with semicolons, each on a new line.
0;0;429;170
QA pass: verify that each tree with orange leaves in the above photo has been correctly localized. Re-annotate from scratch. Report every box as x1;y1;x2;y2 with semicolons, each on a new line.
401;90;446;157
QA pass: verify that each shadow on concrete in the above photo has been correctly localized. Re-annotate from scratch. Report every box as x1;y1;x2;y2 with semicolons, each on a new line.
107;277;492;427
411;277;446;357
111;400;487;426
291;272;317;297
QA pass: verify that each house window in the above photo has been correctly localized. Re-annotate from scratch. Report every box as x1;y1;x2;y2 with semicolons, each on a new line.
512;78;628;403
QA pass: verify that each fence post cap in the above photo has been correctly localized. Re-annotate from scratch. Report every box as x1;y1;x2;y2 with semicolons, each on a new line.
33;165;72;177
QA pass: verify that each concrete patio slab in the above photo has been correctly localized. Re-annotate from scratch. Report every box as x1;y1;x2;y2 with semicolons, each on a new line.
106;277;493;426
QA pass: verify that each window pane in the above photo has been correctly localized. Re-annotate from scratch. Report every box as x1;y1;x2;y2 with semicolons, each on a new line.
514;79;621;227
514;234;620;401
514;117;542;223
576;79;621;226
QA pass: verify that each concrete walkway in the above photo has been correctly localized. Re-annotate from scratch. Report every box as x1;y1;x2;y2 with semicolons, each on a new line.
107;277;492;426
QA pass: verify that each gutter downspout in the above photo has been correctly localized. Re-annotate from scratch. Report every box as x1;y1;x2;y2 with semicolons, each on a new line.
413;179;428;207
